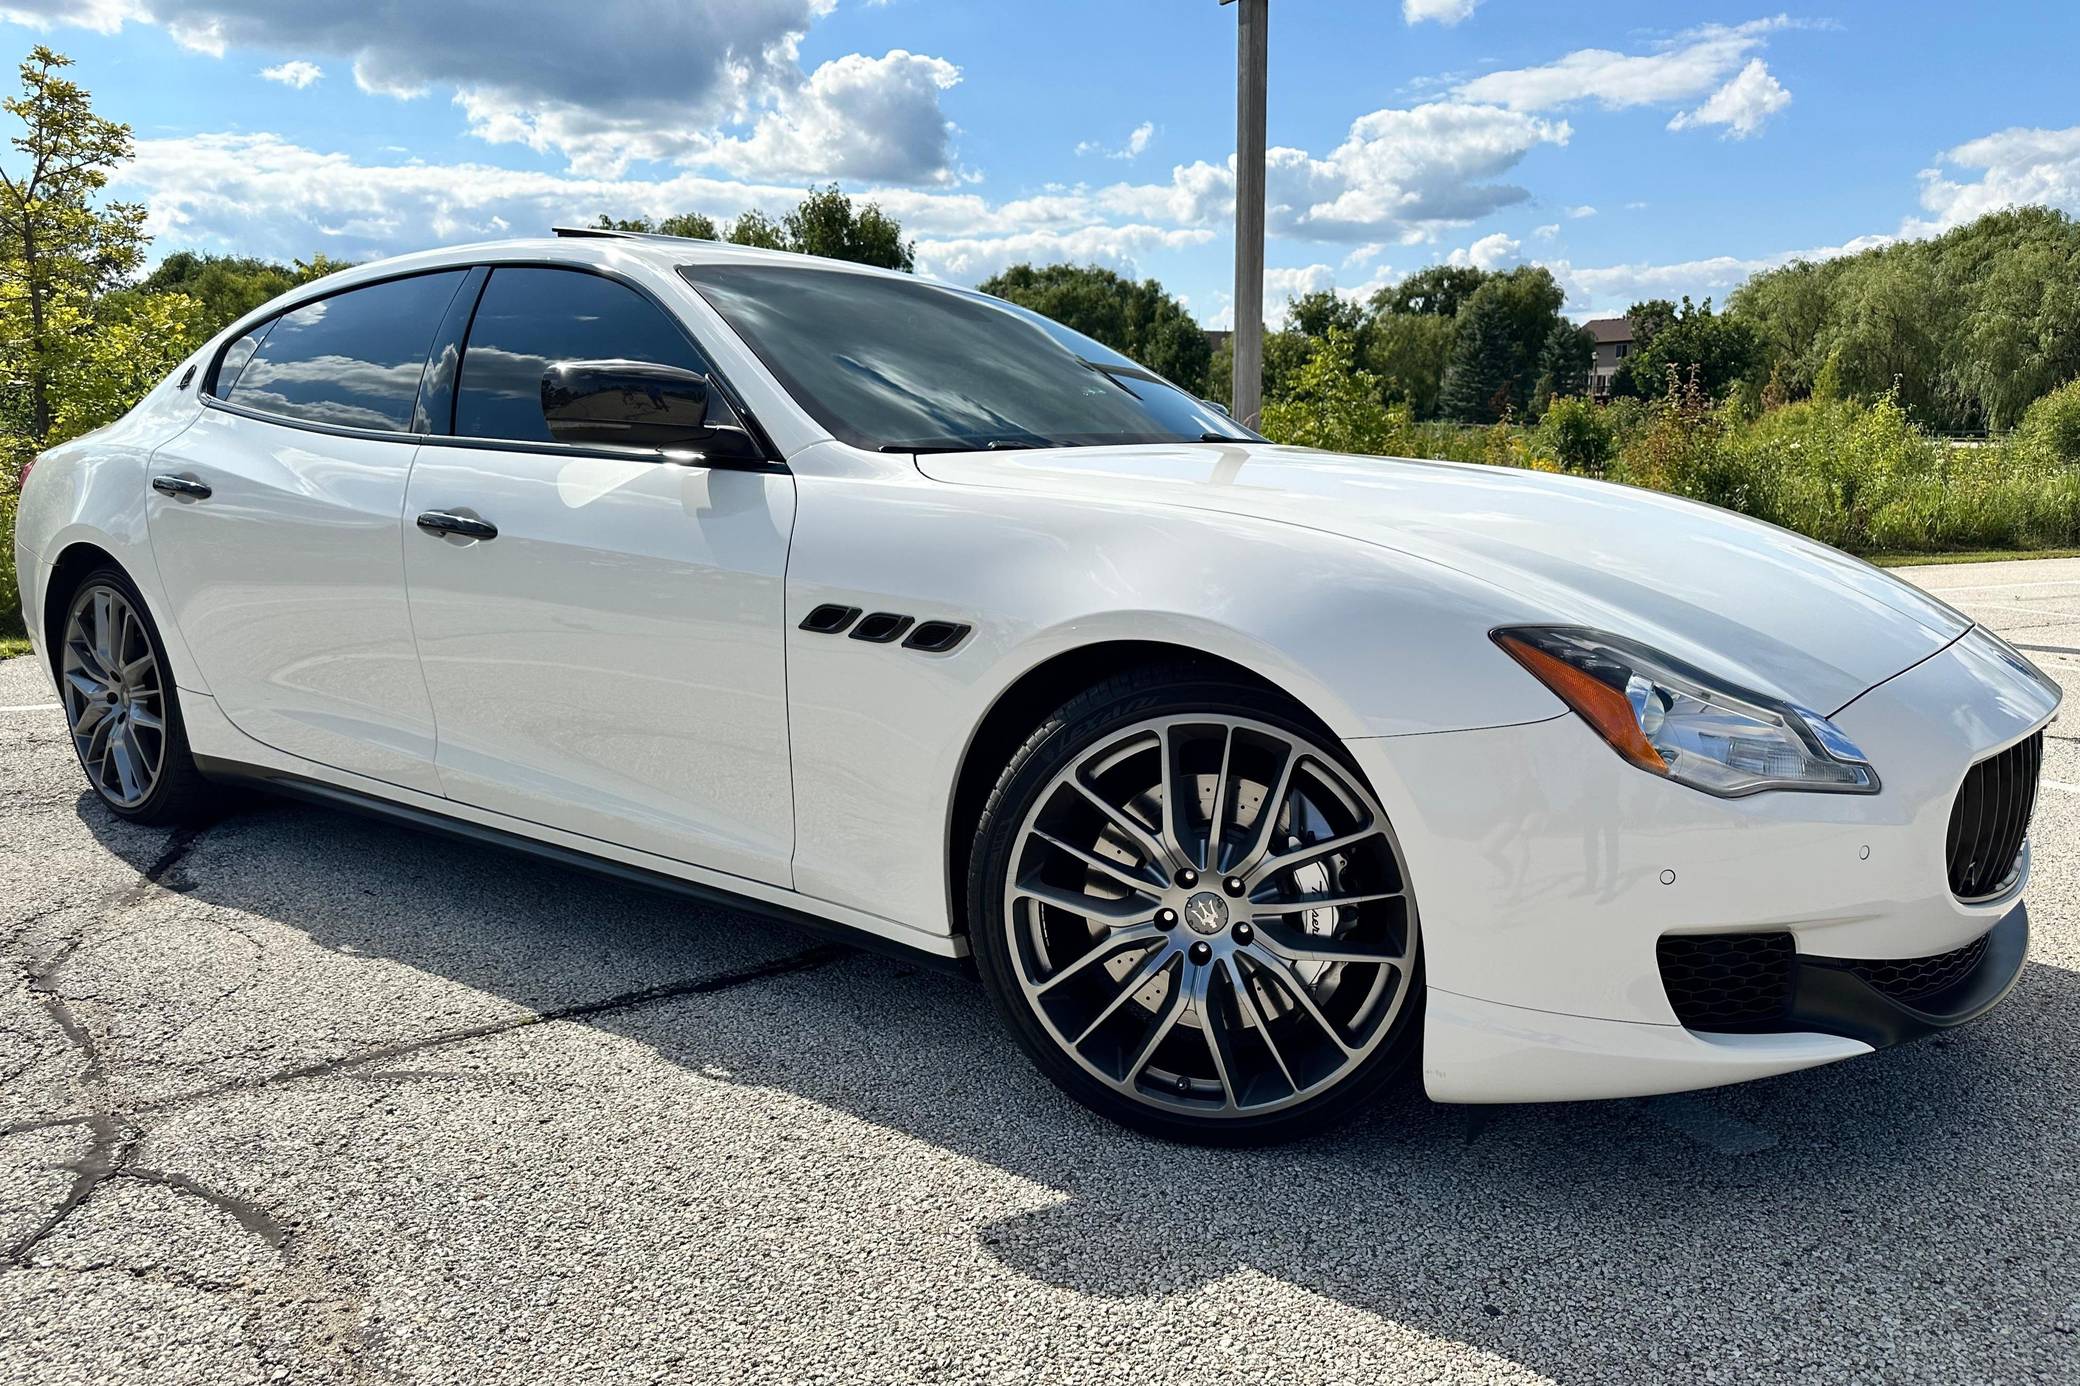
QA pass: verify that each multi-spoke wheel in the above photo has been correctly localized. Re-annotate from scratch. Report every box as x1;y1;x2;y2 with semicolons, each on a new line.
56;567;216;824
969;668;1420;1143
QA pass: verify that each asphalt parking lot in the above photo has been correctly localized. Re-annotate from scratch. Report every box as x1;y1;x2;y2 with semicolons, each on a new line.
3;558;2079;1385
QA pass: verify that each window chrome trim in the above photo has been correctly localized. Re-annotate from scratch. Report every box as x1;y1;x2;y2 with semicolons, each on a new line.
199;258;786;471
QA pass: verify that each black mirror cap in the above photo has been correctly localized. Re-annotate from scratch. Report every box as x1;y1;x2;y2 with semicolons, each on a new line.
541;358;712;448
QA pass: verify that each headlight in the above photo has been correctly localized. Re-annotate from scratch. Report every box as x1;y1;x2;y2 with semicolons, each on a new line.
1494;627;1879;797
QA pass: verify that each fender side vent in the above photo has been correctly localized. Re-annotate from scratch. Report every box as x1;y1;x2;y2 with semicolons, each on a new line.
849;612;914;644
903;620;971;653
799;604;861;635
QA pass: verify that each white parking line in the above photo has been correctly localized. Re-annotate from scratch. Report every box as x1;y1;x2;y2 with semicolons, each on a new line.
2044;780;2080;795
0;703;59;714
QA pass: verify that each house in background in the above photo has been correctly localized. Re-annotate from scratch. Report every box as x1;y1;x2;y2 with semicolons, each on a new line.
1585;316;1634;398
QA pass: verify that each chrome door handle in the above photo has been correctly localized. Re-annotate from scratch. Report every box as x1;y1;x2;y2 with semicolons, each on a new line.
150;474;212;499
415;510;498;541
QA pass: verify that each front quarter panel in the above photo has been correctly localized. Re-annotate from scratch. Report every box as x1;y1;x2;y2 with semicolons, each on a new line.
782;451;1564;937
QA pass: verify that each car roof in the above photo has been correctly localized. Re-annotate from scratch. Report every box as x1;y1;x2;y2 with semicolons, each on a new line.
296;230;921;301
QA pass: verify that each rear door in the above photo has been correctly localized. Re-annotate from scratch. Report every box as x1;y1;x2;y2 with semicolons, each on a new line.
400;265;797;885
147;269;471;794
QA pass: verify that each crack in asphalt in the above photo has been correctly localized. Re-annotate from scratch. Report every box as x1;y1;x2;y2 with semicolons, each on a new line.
3;813;848;1266
2;804;851;1381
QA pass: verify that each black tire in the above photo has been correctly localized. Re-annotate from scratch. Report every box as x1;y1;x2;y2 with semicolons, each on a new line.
966;663;1423;1145
55;564;220;827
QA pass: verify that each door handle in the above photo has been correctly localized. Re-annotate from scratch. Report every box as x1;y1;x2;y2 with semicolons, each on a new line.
415;510;498;541
150;474;212;500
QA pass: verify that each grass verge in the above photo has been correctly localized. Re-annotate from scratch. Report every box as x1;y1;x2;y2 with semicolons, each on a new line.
1867;548;2080;568
0;636;31;659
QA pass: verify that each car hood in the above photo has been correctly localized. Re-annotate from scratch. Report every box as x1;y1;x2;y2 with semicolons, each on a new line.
916;441;1970;714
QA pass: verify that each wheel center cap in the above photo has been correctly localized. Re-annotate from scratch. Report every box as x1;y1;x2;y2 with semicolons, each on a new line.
1183;891;1230;936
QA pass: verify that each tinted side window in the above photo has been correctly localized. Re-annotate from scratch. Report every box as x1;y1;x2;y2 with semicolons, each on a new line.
225;272;467;431
454;267;731;444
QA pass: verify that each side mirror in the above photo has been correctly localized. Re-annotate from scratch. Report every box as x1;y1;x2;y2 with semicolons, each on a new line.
541;359;716;449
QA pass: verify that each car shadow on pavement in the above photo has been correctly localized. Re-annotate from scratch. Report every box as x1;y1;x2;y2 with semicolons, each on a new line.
78;792;2080;1382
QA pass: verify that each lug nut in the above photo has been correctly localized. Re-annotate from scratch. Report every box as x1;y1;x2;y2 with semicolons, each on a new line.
1175;1074;1193;1093
1175;867;1198;888
1233;922;1254;945
1223;876;1245;896
1156;908;1178;929
1188;941;1212;965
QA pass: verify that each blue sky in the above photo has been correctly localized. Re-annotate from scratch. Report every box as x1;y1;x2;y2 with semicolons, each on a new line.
7;1;2080;323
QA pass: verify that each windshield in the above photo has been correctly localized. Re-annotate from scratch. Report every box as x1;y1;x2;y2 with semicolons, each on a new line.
681;263;1256;453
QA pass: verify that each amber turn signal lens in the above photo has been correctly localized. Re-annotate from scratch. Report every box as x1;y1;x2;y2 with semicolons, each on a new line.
1496;634;1669;774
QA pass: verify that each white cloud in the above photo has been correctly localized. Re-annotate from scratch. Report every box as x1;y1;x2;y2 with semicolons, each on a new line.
1447;231;1522;270
1541;234;1892;316
258;59;322;89
1907;124;2080;234
113;131;1212;297
1533;223;1560;239
1402;0;1478;26
1456;17;1791;119
15;1;966;186
1100;101;1568;243
0;0;145;33
1567;204;1597;218
913;224;1212;284
1667;59;1790;138
1078;121;1156;161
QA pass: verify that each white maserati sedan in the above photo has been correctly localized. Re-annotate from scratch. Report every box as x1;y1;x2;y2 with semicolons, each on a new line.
12;231;2058;1142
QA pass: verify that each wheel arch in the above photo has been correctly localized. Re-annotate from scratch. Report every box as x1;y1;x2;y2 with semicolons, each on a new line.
38;540;123;680
941;637;1340;942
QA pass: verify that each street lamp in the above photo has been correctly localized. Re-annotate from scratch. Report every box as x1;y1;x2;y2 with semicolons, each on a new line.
1221;0;1267;429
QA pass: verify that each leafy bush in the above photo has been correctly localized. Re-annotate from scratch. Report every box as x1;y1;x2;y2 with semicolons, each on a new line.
0;488;20;640
1530;395;1616;473
2016;378;2080;464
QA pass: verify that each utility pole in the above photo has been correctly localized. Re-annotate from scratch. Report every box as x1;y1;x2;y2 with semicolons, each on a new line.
1223;0;1267;429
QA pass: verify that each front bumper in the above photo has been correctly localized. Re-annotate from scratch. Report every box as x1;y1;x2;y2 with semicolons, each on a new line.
1420;903;2026;1103
1344;625;2057;1104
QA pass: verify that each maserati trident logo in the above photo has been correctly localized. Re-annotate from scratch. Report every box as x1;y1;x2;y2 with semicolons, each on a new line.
1184;892;1230;936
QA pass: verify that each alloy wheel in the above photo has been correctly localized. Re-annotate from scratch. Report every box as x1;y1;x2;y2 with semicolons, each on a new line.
1002;713;1418;1119
60;584;168;809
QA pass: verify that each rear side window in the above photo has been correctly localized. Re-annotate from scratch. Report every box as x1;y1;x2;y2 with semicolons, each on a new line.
223;271;467;432
453;267;734;444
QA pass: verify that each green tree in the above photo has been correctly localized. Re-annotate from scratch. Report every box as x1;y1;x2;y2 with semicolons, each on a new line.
1259;328;1400;454
1286;288;1363;341
1372;264;1490;318
1438;267;1566;422
1532;320;1594;413
1612;297;1762;402
724;209;789;251
782;184;913;271
1362;312;1454;419
121;250;344;338
593;211;720;240
976;262;1210;390
0;46;147;453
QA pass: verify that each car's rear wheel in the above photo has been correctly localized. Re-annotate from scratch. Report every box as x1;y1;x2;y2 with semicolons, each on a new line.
968;667;1422;1144
57;567;217;825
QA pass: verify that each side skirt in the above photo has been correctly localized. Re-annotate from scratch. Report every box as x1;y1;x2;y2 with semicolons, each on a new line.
195;755;972;978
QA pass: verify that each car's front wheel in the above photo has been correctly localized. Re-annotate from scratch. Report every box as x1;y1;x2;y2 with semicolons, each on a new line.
968;667;1422;1144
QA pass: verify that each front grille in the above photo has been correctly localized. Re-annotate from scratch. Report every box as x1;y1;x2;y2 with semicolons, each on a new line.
1656;932;1795;1030
1947;732;2043;900
1841;933;1990;1004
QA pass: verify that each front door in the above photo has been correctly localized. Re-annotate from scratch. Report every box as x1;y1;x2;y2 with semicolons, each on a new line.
400;266;796;885
146;269;471;795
